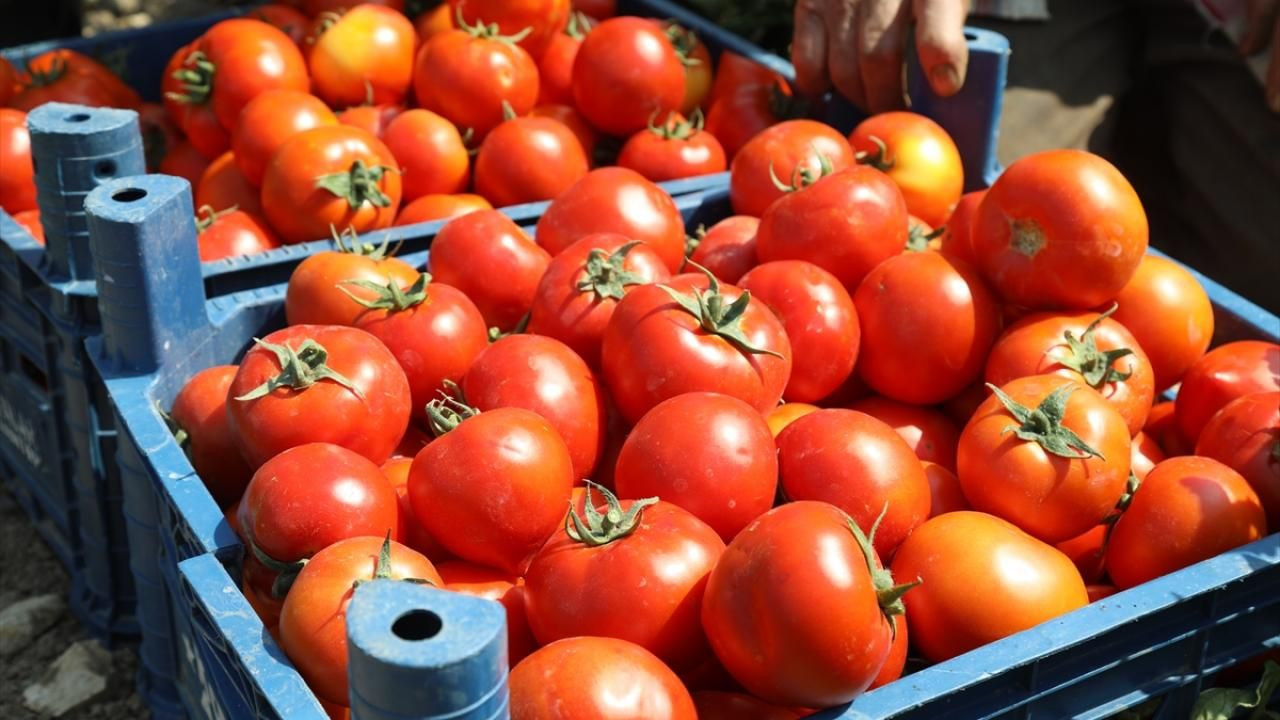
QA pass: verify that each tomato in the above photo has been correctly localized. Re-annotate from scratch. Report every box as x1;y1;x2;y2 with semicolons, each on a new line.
437;562;536;666
937;189;985;265
475;115;590;206
702;501;907;707
169;365;253;508
535;167;686;272
1175;341;1280;444
729;120;854;218
12;210;44;245
891;511;1088;663
1111;259;1215;392
665;23;712;114
415;23;539;141
850;396;961;471
510;636;696;720
0;56;15;107
246;4;308;46
691;692;804;720
614;392;778;542
381;109;470;202
409;404;572;574
0;110;36;214
529;104;598;159
958;375;1132;543
1107;456;1267;590
1131;430;1166;482
450;0;570;59
157;140;211;187
463;334;607;482
777;409;929;558
617;111;727;182
279;536;440;707
12;50;139;111
227;325;411;467
766;403;819;438
525;486;724;669
284;232;419;327
1195;392;1280;527
337;103;403;138
527;233;670;369
572;17;685;137
414;2;454;43
705;75;799;161
869;614;909;690
849;112;963;228
308;5;415;109
261;125;402;244
739;260;859;403
971;150;1148;309
985;307;1157;436
920;460;968;518
242;552;285;631
231;90;337;187
305;0;405;15
708;51;779;107
537;12;590;106
602;272;792;424
394;193;491;225
571;0;614;18
1054;524;1108;584
195;206;281;261
427;209;551;331
193;152;260;217
380;456;450;561
853;250;1002;404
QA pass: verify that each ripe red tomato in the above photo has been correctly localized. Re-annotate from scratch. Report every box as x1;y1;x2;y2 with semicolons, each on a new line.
475;115;590;206
226;325;412;467
509;636;696;720
308;5;416;109
705;74;800;161
691;692;805;720
1107;456;1267;589
196;151;262;215
571;0;615;18
414;24;539;140
853;250;1001;404
537;12;590;106
1175;341;1280;444
0;110;36;214
869;614;909;690
337;103;403;138
437;561;537;666
246;4;309;46
958;375;1133;543
1195;392;1280;527
617;111;727;182
739;260;860;403
849;111;963;228
231;90;337;187
602;272;792;424
169;365;253;508
527;233;670;369
12;49;140;111
1131;430;1166;481
1110;255;1215;391
284;234;419;326
414;2;454;43
891;511;1088;663
971;150;1148;309
450;0;570;59
708;51;783;107
158;140;211;187
12;210;44;245
261;125;402;244
279;536;440;707
394;193;492;225
427;209;551;331
0;56;15;107
535;167;686;271
380;456;450;561
195;206;281;261
850;396;961;471
1055;524;1108;584
937;188;985;265
922;461;968;517
529;104;598;159
571;16;686;136
614;392;778;542
381;109;470;202
730;120;854;218
686;215;759;284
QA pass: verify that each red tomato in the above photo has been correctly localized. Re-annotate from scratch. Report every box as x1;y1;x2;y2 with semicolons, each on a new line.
437;562;537;666
686;215;759;284
308;5;416;109
261;125;402;244
414;24;539;141
691;692;805;720
535;167;686;271
279;536;440;706
853;251;1002;404
614;392;778;542
337;103;403;138
1175;341;1280;444
958;375;1133;543
890;511;1088;663
158;140;211;187
617;111;727;182
414;2;454;43
850;396;961;471
427;209;551;331
1146;400;1194;457
450;0;570;59
1110;255;1215;391
529;104;598;159
708;51;781;107
937;189;985;265
729;119;854;218
1131;430;1166;480
602;273;792;424
1087;584;1118;602
231;90;337;187
849;111;963;228
246;4;309;46
869;614;909;690
226;325;412;467
12;210;43;245
1055;524;1108;584
0;110;36;214
394;193;492;225
380;456;450;561
169;365;253;507
12;49;139;111
537;12;590;106
195;206;281;261
1195;392;1280;527
509;637;696;720
705;75;799;161
922;460;968;517
971;150;1148;310
1107;456;1267;589
284;233;419;326
196;151;262;215
571;17;685;136
381;109;470;202
474;115;590;206
571;0;615;18
527;233;670;369
739;260;860;403
0;56;15;107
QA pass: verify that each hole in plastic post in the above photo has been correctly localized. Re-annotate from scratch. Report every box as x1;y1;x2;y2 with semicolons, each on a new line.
94;160;116;179
112;189;147;203
66;113;91;122
964;30;980;41
392;610;443;642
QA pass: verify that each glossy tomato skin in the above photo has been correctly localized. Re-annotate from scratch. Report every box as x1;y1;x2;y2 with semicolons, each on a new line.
231;90;337;187
854;250;1002;404
1055;524;1108;584
850;396;961;471
414;2;454;43
474;116;590;206
408;407;574;575
705;72;796;161
279;537;440;707
380;457;450;561
1131;430;1167;481
527;233;670;369
849;111;963;228
394;193;492;225
891;511;1088;663
0;110;36;214
617;118;727;182
971;150;1148;310
183;19;309;131
922;461;969;517
415;28;539;141
985;309;1157;436
691;692;805;720
535;167;686;272
285;247;418;327
509;636;697;720
869;614;909;690
1107;456;1267;590
450;0;570;59
196;151;262;215
614;392;778;542
427;209;551;331
197;208;281;261
1175;341;1280;444
529;104;598;158
337;104;403;138
536;16;588;106
730;120;854;218
226;325;411;468
437;561;537;666
1146;400;1194;457
1111;255;1215;391
308;5;416;109
958;375;1132;543
571;17;685;137
739;260;860;403
937;189;985;265
702;501;895;707
1195;392;1280;526
687;215;759;284
170;365;253;507
381;109;470;203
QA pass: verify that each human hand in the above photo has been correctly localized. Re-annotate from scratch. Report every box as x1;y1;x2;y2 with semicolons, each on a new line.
791;0;969;112
1240;0;1280;112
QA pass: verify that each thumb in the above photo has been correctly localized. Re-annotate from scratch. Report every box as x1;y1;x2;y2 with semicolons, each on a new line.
914;0;970;97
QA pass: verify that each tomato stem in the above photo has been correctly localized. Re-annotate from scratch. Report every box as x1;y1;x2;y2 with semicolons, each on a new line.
424;381;480;437
767;146;835;194
25;56;69;88
247;537;309;599
577;242;646;301
845;509;918;632
905;223;944;252
1052;304;1135;389
234;338;364;401
454;6;533;44
195;204;239;234
339;272;431;311
564;481;658;547
854;135;894;172
165;50;215;106
657;264;784;358
683;224;707;259
314;159;396;209
986;383;1105;460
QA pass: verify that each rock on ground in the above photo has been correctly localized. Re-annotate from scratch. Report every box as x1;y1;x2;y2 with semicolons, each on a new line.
0;594;67;657
22;641;112;717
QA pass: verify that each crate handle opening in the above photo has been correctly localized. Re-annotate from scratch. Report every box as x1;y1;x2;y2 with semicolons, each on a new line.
392;609;443;642
111;188;147;203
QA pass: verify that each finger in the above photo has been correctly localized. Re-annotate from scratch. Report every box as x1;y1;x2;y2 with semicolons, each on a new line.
914;0;970;97
1240;0;1278;54
1267;14;1280;112
828;0;869;111
793;0;833;97
858;0;911;112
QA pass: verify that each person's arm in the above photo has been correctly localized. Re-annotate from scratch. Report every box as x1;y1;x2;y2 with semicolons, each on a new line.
791;0;970;112
1239;0;1280;112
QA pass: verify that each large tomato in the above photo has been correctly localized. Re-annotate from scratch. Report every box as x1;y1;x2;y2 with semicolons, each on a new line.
474;115;590;206
195;206;281;261
284;232;419;326
11;49;140;111
0;110;36;214
617;111;727;182
890;511;1088;663
853;250;1001;404
1110;255;1215;391
196;151;262;215
414;23;539;140
308;5;415;109
848;111;963;228
957;375;1132;543
226;325;411;467
571;17;685;137
261;125;402;243
849;396;961;472
395;193;492;225
1107;456;1267;589
380;109;470;202
450;0;570;59
169;365;253;508
230;90;337;187
686;215;759;284
1195;392;1280;527
1175;341;1280;444
729;119;854;218
971;150;1148;309
437;561;537;666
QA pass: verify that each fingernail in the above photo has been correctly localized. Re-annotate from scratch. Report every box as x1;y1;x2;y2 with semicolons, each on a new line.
931;64;961;95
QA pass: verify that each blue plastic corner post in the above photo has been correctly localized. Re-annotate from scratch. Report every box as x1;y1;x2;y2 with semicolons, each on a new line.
27;103;146;282
347;580;510;720
85;175;209;376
